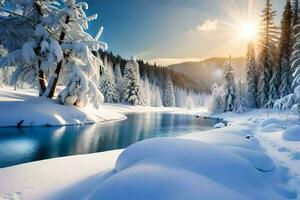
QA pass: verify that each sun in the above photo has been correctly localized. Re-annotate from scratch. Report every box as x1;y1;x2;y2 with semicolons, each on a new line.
238;21;259;41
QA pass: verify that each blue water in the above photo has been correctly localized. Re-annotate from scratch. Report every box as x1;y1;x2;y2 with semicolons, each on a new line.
0;113;223;168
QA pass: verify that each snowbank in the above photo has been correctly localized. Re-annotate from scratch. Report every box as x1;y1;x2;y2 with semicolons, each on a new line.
0;87;125;127
100;103;186;114
282;125;300;141
0;150;122;200
90;138;284;200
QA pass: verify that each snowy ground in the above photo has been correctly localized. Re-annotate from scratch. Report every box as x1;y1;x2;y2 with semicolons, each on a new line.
0;88;299;199
212;110;300;198
0;87;127;127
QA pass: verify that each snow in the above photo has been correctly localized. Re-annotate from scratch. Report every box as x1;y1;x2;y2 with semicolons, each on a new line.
89;138;284;200
0;150;122;200
214;122;225;128
0;87;299;199
0;87;125;127
282;125;300;141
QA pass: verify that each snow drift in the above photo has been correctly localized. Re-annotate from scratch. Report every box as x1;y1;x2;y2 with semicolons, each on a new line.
282;125;300;141
88;138;287;200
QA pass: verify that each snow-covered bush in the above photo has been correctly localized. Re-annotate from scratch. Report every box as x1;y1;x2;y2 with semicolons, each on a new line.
122;58;145;106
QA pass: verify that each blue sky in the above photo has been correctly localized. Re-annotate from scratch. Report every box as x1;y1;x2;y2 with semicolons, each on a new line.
84;0;285;65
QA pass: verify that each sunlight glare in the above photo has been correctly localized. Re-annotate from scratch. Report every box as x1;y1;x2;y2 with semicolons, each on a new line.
239;21;258;41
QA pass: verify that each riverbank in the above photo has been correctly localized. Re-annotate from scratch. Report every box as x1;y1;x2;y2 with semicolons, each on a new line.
0;87;128;127
0;109;299;199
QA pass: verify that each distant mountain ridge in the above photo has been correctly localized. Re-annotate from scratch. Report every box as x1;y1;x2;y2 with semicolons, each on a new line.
167;57;246;91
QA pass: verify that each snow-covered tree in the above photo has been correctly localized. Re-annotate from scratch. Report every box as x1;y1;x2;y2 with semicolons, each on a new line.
150;84;163;107
236;78;247;113
100;57;118;103
0;0;108;108
291;0;300;89
142;73;151;106
279;0;293;98
186;91;195;109
268;68;279;101
291;86;300;117
122;58;145;106
114;63;123;101
223;57;237;112
208;83;224;113
174;87;186;107
291;0;300;25
246;42;257;108
163;75;175;107
257;0;279;108
0;0;61;95
45;0;107;101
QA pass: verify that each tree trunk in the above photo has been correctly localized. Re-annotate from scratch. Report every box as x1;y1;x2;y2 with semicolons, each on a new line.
38;70;47;95
46;16;70;98
34;1;47;96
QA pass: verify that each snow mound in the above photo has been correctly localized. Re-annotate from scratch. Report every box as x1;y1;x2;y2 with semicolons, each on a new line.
282;125;300;141
89;138;286;200
259;118;284;132
260;123;283;132
260;118;283;128
223;146;275;172
214;122;225;129
181;125;261;150
0;88;125;127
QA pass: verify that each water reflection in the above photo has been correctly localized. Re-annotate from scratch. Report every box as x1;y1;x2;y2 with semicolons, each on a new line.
0;113;223;168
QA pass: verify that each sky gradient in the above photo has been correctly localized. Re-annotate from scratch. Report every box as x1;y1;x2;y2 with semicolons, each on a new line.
84;0;285;65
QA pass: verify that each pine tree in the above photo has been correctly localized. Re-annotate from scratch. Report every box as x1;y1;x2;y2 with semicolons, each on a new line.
209;83;224;113
257;0;279;107
150;84;163;107
237;78;247;113
122;58;145;106
291;0;300;88
142;73;151;106
223;57;237;112
279;0;293;98
246;42;257;108
114;63;123;101
163;75;175;107
100;57;119;103
269;68;279;101
291;0;299;25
